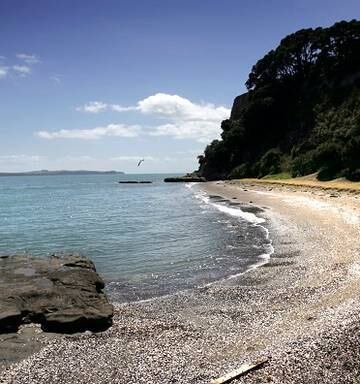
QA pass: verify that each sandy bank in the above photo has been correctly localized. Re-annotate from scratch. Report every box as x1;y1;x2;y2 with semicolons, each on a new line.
241;174;360;192
2;180;360;383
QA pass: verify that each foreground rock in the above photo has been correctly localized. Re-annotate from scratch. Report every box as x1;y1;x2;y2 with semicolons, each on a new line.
0;255;113;334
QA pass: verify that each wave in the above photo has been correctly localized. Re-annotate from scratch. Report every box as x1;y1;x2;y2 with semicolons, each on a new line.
188;185;275;284
191;188;265;224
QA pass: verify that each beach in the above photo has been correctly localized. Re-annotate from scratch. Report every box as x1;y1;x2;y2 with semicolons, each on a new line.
2;180;360;384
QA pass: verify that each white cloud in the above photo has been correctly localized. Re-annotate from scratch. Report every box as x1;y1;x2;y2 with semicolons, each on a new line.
76;93;230;143
13;65;31;75
59;155;95;161
110;105;137;112
137;93;229;121
36;123;141;140
0;154;42;163
0;66;8;79
76;101;136;113
110;155;157;161
138;93;230;142
150;121;221;143
0;53;40;79
76;101;108;113
16;53;40;64
50;74;62;84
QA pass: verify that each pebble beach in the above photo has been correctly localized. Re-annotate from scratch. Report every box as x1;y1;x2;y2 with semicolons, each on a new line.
2;180;360;384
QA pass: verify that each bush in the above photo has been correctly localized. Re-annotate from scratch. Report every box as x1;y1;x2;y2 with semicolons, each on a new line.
344;168;360;181
317;167;341;181
258;148;282;177
313;142;343;170
290;150;317;177
228;163;251;179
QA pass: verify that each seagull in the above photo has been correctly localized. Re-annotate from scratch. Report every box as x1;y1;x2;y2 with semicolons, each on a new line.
137;159;145;167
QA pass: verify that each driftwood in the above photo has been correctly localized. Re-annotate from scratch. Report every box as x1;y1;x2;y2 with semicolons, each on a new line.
210;359;268;384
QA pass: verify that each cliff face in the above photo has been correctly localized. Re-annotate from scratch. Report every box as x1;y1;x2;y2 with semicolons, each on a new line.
230;92;249;120
198;19;360;181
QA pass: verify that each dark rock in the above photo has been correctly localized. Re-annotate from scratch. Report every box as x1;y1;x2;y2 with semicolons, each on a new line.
230;92;250;119
164;176;205;182
118;181;152;184
0;255;113;334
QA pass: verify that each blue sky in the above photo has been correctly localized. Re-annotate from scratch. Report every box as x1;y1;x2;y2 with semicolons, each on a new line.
0;0;359;173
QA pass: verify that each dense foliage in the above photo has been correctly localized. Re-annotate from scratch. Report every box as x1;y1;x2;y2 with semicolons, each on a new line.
198;20;360;181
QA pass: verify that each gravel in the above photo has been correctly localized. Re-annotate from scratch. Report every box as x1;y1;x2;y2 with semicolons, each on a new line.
1;181;360;384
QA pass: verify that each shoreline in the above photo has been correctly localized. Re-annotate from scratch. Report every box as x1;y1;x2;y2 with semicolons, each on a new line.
2;180;360;383
187;183;275;290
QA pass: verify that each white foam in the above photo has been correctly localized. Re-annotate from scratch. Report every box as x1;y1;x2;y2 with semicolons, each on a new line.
185;182;197;189
222;225;274;283
211;201;265;224
190;186;275;284
192;189;265;224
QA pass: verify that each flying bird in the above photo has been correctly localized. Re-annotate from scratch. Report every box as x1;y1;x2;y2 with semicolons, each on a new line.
137;159;145;167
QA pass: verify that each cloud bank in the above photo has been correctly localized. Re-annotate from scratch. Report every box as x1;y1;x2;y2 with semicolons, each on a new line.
40;93;230;143
37;124;141;140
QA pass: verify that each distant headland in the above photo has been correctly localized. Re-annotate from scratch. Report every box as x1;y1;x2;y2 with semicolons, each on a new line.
0;170;124;176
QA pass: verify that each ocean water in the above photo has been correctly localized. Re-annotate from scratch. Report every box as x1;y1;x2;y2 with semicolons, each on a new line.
0;174;273;302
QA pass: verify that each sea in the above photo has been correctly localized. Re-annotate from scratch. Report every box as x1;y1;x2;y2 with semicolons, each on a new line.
0;174;273;302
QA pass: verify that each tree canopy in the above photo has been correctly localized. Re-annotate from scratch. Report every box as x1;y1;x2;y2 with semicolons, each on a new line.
198;20;360;181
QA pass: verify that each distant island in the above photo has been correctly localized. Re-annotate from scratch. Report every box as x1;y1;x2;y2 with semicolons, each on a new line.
197;19;360;182
0;170;124;176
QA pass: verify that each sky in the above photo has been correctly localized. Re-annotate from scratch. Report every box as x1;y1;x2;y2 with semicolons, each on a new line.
0;0;359;173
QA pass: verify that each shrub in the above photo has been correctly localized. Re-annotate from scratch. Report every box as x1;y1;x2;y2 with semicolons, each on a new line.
344;168;360;181
258;148;282;177
290;150;317;177
228;163;251;179
317;167;341;181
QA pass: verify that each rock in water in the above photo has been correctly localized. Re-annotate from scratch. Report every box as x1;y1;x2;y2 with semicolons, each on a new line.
0;255;113;333
163;176;205;182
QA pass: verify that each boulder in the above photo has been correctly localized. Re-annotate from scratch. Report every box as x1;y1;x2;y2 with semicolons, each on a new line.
0;255;113;334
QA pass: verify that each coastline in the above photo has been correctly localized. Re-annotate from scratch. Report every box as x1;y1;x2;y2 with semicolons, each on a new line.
2;180;360;383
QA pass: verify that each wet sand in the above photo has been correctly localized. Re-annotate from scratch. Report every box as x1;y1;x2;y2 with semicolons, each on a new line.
2;180;360;383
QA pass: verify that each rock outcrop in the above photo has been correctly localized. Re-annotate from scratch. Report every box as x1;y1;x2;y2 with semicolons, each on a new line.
230;91;250;119
0;255;113;334
118;181;152;184
164;173;205;182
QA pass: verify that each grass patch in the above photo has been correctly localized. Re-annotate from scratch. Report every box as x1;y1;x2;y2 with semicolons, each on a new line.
262;172;292;180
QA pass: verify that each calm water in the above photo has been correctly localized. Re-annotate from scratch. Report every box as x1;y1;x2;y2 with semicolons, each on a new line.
0;174;272;301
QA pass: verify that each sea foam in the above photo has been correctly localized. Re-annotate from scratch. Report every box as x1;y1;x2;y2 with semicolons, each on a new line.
187;184;275;283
